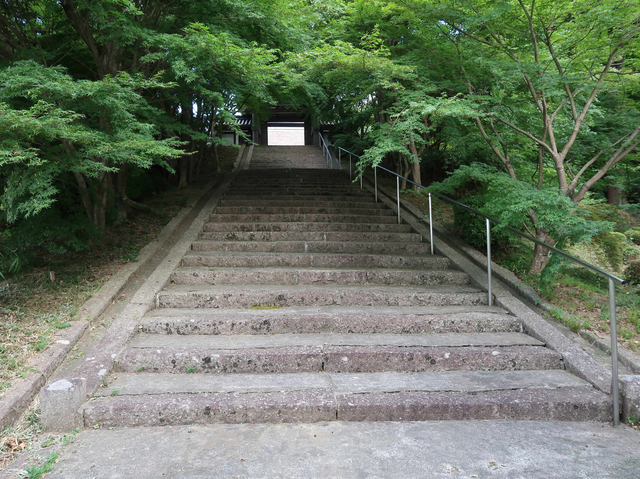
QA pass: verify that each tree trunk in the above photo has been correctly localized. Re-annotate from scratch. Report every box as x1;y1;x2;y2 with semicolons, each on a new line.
179;156;189;188
411;159;421;190
529;227;557;274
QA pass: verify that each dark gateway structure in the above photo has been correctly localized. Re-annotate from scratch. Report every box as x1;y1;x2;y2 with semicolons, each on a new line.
225;107;320;146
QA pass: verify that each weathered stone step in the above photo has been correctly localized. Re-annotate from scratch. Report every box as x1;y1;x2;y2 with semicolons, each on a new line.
139;305;519;335
222;195;375;203
128;331;543;349
95;370;587;397
198;231;422;243
84;382;610;427
238;168;345;176
214;206;394;216
115;342;559;375
171;267;468;287
227;180;353;187
219;200;386;209
190;240;431;255
182;252;448;270
202;222;412;233
207;214;399;224
224;188;369;197
156;284;489;309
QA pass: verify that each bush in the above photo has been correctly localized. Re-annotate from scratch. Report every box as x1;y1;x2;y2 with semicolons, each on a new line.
626;260;640;284
428;163;613;275
581;204;633;232
596;232;628;271
625;227;640;245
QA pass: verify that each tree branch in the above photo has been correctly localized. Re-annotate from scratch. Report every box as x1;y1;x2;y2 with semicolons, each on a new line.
573;125;640;202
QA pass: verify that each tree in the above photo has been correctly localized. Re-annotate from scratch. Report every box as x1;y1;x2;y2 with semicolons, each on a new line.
406;0;640;272
0;61;183;230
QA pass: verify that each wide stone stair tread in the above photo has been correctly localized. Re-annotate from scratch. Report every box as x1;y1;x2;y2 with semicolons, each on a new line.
207;214;400;224
84;371;611;427
198;231;423;242
115;345;561;374
189;240;432;255
181;252;445;270
127;332;543;349
224;188;371;196
139;305;519;335
156;284;489;308
202;222;413;233
219;200;388;208
222;195;377;203
215;206;392;216
171;266;468;286
95;370;588;397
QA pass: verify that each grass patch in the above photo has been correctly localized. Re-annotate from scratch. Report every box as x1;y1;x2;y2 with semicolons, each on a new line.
0;174;219;399
250;303;284;310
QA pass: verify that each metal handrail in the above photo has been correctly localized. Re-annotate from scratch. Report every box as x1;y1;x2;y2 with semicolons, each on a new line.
338;144;624;425
318;132;341;170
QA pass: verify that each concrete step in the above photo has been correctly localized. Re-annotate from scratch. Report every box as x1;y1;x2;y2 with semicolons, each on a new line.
84;371;611;426
182;252;448;270
222;195;375;203
170;267;469;287
156;284;489;309
207;214;399;224
114;333;559;374
198;231;423;243
190;240;431;255
237;167;345;176
138;305;520;335
218;200;387;209
226;180;353;188
202;222;412;233
224;190;370;198
214;206;394;216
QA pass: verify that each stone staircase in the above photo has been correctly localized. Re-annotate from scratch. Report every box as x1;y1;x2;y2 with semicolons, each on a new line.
83;166;611;427
248;145;327;169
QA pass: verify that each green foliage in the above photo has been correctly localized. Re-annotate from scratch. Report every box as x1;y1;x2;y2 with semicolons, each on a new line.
624;228;640;246
0;60;183;225
580;205;634;233
26;452;58;479
626;261;640;284
359;91;481;171
596;232;628;271
428;163;612;253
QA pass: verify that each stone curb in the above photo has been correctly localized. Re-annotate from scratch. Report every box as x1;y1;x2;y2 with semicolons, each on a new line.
0;178;220;431
69;171;239;405
232;145;246;170
243;145;254;170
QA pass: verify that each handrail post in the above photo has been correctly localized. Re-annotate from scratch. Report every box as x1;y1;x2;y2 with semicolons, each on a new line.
374;168;378;203
349;154;352;180
609;278;620;425
360;168;363;190
486;218;492;306
428;193;434;255
397;176;401;225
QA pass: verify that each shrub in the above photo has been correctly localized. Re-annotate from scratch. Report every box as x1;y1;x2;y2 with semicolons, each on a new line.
581;204;633;233
626;260;640;284
596;232;628;271
625;228;640;246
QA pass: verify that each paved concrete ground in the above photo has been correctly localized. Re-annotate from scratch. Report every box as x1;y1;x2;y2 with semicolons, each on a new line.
42;421;639;478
